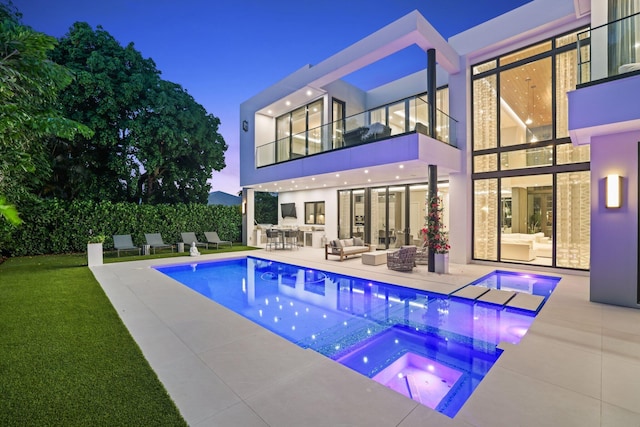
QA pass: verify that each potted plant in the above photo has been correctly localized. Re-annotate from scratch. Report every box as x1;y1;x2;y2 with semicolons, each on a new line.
87;231;105;267
424;195;450;273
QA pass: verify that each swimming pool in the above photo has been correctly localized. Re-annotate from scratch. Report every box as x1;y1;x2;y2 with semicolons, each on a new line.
155;256;559;417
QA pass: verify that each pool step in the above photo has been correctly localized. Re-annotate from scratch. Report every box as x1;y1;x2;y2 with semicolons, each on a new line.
477;289;516;305
505;292;545;312
450;285;545;312
450;285;491;300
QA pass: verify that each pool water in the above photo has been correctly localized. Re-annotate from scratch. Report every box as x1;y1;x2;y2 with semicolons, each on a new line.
155;256;558;418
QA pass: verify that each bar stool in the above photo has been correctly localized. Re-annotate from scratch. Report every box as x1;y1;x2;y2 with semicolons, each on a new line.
266;229;281;250
284;229;298;250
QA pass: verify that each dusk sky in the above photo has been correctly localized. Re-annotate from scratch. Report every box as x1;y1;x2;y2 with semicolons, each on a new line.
16;0;530;196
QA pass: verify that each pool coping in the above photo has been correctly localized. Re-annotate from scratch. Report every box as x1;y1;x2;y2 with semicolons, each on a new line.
90;248;640;426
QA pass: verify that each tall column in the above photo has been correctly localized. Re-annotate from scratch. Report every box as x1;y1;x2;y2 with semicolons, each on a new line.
427;48;436;139
428;165;437;271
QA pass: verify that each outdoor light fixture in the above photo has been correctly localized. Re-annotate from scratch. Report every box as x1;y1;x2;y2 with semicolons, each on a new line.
242;120;249;132
606;174;622;208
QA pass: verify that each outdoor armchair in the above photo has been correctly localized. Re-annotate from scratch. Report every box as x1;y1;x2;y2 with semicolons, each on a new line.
204;231;232;249
387;245;417;272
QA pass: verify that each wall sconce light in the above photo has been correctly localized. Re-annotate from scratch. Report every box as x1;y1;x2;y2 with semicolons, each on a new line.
242;201;247;215
242;120;249;132
606;174;622;208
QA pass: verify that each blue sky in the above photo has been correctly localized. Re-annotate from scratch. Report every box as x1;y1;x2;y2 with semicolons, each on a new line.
16;0;530;195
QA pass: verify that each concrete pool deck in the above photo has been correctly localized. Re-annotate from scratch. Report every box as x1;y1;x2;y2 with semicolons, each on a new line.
90;248;640;426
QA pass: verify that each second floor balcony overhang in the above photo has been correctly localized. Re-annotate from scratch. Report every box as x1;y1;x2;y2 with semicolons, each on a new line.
242;130;461;191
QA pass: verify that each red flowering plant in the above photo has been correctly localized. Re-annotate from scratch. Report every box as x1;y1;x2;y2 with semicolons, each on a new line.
422;195;450;254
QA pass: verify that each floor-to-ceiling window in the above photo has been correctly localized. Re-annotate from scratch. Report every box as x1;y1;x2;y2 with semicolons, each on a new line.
342;182;448;250
275;99;324;162
332;98;345;149
472;28;591;270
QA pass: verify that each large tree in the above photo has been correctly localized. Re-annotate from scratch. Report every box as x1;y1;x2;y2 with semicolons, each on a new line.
0;3;92;224
47;22;227;204
132;80;227;204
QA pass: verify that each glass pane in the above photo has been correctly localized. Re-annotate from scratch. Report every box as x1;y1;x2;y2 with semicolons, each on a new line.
307;100;323;155
370;107;385;126
332;99;345;148
387;101;406;135
500;175;553;266
556;29;581;47
474;179;498;260
500;41;551;66
556;171;590;269
474;154;498;172
291;106;306;157
370;187;391;249
338;191;351;239
473;75;497;151
436;87;449;116
353;190;365;239
409;184;429;246
557;143;590;164
316;202;325;225
305;203;315;224
389;186;407;248
412;95;428;132
473;60;497;75
556;49;577;138
276;115;290;162
500;57;552;147
500;145;553;170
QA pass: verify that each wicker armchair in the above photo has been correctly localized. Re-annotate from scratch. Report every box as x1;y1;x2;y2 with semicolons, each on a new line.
387;245;417;271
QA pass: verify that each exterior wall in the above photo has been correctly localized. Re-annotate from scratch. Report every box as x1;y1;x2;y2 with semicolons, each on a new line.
590;132;639;308
277;188;336;239
568;74;640;144
323;80;366;117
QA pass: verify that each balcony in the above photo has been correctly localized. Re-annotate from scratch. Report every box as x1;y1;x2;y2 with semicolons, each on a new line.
569;12;640;145
577;12;640;85
256;95;457;168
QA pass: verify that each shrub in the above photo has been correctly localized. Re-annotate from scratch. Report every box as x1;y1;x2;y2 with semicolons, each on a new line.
0;199;241;257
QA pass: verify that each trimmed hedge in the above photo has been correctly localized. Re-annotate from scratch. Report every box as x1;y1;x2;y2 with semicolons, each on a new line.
0;199;241;257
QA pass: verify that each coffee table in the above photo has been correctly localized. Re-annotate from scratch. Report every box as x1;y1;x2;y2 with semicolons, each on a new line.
362;251;387;266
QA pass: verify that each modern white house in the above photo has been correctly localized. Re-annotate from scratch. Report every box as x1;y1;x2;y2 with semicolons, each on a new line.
240;0;640;309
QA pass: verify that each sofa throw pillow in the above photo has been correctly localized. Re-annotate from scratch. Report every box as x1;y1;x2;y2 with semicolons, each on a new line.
343;239;353;247
354;237;364;246
331;239;343;248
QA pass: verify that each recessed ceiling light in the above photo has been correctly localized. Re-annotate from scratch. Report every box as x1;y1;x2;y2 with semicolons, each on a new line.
311;177;315;181
336;174;340;177
367;179;371;182
285;101;291;106
364;170;369;174
344;181;347;184
306;90;312;96
323;184;326;187
396;176;400;179
268;110;272;114
291;180;295;183
399;164;404;169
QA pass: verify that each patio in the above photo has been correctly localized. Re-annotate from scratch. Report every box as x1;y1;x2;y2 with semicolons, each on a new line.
90;247;640;426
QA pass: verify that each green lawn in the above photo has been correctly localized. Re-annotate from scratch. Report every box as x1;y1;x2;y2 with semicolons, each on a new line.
0;247;256;425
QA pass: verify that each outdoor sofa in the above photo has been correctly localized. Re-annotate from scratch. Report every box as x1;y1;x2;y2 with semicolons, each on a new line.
325;237;371;261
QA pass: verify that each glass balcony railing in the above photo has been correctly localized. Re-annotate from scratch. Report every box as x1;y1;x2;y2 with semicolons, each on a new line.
256;95;457;168
577;12;640;85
